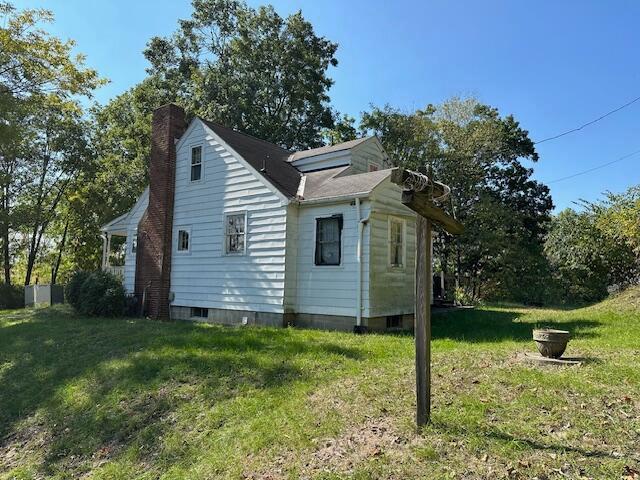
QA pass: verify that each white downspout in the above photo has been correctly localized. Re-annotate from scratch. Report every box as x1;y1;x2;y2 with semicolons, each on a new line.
356;198;370;328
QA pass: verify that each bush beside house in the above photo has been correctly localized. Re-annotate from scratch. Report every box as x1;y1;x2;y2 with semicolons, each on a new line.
65;271;126;317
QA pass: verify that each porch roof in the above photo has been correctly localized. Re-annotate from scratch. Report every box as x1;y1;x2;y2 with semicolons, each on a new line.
101;212;129;235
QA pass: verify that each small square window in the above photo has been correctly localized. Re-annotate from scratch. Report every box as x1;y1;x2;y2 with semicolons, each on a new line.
191;307;208;319
386;315;402;329
315;215;343;266
368;163;379;172
389;218;404;267
177;229;190;252
191;146;202;181
225;213;246;254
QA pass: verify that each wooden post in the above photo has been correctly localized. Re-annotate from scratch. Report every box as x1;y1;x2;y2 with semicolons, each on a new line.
415;214;432;428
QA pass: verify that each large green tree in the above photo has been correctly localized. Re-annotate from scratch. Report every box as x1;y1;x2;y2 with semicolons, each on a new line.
144;0;338;149
0;2;103;284
361;98;553;303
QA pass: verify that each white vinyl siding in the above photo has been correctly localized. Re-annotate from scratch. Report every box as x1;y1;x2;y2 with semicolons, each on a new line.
368;177;416;318
171;120;289;314
294;201;370;317
123;188;149;294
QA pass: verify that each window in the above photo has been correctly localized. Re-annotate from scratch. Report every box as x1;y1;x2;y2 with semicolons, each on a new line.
131;233;138;253
191;307;208;319
191;146;202;181
177;229;190;252
225;213;246;254
389;217;404;267
386;315;402;329
368;163;379;172
315;215;343;266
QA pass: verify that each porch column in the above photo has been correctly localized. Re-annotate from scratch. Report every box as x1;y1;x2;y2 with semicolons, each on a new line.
105;233;112;268
101;233;107;269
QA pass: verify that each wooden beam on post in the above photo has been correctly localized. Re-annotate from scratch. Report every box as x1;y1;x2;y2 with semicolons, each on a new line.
390;167;463;430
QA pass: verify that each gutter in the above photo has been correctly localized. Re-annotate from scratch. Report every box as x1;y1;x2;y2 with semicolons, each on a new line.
355;197;370;332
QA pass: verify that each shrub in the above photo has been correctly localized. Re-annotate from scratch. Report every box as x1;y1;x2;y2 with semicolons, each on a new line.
66;270;126;317
0;283;25;309
65;270;92;308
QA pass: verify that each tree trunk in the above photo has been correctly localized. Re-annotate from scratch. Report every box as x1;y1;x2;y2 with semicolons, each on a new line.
52;219;69;285
1;186;10;285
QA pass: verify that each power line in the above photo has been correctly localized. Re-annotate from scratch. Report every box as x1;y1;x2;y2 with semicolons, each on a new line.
548;148;640;183
534;94;640;145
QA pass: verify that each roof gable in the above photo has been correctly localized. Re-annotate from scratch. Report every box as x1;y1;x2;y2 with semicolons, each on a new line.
199;119;301;198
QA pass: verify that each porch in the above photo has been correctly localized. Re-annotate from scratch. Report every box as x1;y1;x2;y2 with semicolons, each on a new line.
101;212;130;282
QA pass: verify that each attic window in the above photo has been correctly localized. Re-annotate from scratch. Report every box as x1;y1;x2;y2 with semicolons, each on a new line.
368;163;379;172
315;215;343;266
191;146;202;181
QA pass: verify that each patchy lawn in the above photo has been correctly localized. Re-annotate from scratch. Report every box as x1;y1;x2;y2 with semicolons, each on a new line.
1;292;639;479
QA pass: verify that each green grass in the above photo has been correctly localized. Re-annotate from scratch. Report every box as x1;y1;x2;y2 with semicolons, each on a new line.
1;290;639;479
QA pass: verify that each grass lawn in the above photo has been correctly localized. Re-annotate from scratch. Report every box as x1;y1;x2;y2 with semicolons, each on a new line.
1;290;639;479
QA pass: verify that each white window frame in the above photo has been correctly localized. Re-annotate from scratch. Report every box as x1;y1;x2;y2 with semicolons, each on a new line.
190;145;203;183
176;227;191;254
388;216;406;268
223;211;247;256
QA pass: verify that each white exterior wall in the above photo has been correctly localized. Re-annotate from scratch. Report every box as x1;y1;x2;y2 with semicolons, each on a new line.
368;177;417;317
123;189;149;293
351;139;387;173
170;121;289;314
293;200;371;317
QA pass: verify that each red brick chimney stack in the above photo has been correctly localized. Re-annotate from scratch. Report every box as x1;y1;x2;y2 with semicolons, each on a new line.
135;104;187;319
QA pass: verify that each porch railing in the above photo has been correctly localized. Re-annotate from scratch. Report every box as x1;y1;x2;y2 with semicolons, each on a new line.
104;265;125;280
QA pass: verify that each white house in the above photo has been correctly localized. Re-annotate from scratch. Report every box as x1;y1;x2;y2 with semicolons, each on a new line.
101;104;424;331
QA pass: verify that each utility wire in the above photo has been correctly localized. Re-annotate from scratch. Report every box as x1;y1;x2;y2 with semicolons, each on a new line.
535;95;640;144
548;148;640;183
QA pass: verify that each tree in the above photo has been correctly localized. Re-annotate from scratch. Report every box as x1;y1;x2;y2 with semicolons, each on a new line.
361;98;553;303
144;0;338;149
544;208;638;303
0;2;103;284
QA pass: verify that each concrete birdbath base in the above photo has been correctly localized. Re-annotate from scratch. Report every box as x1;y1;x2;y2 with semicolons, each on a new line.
533;328;571;359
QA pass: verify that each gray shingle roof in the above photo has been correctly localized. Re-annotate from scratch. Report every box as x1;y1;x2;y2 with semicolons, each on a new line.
287;137;371;162
301;167;392;201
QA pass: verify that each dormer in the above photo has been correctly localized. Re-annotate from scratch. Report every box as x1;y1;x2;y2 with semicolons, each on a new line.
288;136;390;173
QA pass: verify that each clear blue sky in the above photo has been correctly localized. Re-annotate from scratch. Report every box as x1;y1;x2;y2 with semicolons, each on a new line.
14;0;640;211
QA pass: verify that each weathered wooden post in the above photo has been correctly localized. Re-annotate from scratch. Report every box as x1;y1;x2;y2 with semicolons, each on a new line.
391;168;463;429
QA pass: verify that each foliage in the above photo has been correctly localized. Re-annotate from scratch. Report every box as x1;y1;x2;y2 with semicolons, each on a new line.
66;270;125;317
144;0;338;150
361;98;553;304
0;2;104;285
0;282;23;308
545;208;639;303
64;270;92;308
1;294;639;478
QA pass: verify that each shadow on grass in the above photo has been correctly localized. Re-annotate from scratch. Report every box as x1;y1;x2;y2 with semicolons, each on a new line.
432;419;624;460
0;307;363;475
431;308;601;343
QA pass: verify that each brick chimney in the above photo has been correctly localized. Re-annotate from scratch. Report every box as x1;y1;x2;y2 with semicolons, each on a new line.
135;104;186;319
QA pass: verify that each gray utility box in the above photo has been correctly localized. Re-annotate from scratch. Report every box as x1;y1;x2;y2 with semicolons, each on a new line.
25;284;65;307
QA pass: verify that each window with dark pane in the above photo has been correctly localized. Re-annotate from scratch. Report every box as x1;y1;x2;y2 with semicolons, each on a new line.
191;307;208;319
191;146;202;181
131;233;138;253
389;218;404;267
177;229;190;252
315;215;342;266
225;213;246;254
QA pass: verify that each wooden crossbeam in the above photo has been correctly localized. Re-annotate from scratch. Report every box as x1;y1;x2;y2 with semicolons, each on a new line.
401;191;464;235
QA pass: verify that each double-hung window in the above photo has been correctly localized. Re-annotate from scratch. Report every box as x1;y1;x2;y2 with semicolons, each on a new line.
131;232;138;253
177;229;190;252
191;146;202;182
389;217;404;267
225;213;246;254
315;215;343;266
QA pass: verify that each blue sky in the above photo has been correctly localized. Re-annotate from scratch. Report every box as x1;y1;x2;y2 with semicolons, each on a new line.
13;0;640;210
